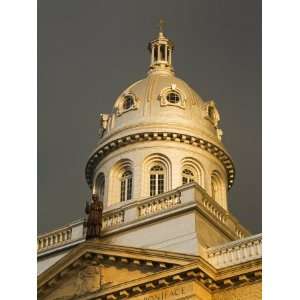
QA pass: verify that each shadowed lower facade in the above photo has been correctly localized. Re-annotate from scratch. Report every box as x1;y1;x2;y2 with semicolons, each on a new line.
37;26;262;300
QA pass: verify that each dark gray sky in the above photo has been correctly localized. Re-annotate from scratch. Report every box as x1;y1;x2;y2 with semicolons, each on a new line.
38;0;261;234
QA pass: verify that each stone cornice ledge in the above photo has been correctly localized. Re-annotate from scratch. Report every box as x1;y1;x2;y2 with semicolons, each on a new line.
85;131;235;189
37;242;261;299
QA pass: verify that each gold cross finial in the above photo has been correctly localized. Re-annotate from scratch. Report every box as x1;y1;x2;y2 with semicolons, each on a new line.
159;19;165;33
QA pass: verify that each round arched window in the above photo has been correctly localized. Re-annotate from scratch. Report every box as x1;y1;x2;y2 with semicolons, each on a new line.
150;165;165;196
120;170;133;202
182;169;195;185
123;96;134;110
166;92;180;104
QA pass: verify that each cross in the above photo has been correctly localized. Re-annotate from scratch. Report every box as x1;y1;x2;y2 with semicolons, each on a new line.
159;19;165;33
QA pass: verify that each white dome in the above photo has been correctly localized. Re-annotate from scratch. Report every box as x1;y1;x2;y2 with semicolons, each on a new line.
103;70;222;148
86;30;235;196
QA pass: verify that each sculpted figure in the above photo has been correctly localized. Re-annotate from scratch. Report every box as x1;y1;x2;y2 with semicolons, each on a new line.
85;194;103;239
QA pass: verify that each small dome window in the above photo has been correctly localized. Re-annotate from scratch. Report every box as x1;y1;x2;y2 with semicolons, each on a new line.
159;86;186;109
208;106;215;120
116;93;138;116
166;92;180;104
123;95;134;110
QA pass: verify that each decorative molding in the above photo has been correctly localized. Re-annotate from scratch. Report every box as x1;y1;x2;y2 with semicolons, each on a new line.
115;92;138;116
102;210;125;229
138;192;181;218
159;85;186;109
39;261;261;299
206;234;262;268
85;132;235;190
204;100;220;128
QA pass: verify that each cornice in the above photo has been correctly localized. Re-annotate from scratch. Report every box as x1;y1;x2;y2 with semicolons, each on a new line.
85;131;235;190
38;244;261;300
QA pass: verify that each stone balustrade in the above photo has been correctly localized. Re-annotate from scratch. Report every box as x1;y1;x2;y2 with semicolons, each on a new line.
37;228;72;252
138;192;181;217
198;196;227;224
37;183;249;255
195;186;248;239
102;211;125;229
206;234;262;268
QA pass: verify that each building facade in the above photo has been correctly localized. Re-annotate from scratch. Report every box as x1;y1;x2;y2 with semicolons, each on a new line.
37;28;262;300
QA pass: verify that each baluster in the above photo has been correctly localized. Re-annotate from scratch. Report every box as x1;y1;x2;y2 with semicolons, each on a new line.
221;250;227;267
256;241;261;256
157;200;162;211
226;248;232;263
240;244;246;260
247;242;253;257
234;246;240;262
215;251;220;267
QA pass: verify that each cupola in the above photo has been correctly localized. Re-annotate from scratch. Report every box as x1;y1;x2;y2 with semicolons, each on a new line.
148;20;174;74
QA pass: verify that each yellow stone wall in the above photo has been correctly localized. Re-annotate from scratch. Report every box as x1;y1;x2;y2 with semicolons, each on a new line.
212;282;262;300
129;281;212;300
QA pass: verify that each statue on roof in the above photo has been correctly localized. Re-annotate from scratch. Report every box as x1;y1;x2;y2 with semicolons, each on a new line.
85;193;103;240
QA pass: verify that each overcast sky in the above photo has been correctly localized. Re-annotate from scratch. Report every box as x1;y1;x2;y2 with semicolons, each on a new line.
38;0;261;234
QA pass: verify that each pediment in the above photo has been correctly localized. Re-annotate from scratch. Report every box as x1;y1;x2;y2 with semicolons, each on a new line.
38;241;199;299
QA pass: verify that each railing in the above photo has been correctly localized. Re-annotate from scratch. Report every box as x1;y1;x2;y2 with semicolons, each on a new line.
195;187;248;239
37;228;72;252
138;192;181;217
206;234;262;268
37;183;250;254
102;210;125;229
198;196;227;224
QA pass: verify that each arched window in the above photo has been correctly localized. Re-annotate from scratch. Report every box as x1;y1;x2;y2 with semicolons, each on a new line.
94;173;105;202
123;95;134;110
99;175;105;201
150;165;165;196
211;180;217;200
166;92;180;104
182;169;195;184
120;170;133;202
211;171;226;207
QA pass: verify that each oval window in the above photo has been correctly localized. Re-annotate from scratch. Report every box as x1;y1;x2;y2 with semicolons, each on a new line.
166;92;180;104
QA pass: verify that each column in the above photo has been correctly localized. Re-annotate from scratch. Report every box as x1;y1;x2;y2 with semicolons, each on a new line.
169;48;172;65
151;46;154;65
165;45;168;62
158;45;161;61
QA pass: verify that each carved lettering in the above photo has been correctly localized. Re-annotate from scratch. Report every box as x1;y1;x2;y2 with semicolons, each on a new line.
142;284;193;300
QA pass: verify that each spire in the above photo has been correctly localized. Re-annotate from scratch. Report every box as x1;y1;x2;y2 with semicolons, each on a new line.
148;19;174;74
159;18;165;35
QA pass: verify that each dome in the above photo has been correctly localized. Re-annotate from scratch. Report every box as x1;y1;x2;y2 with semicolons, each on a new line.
86;29;235;193
103;70;222;148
